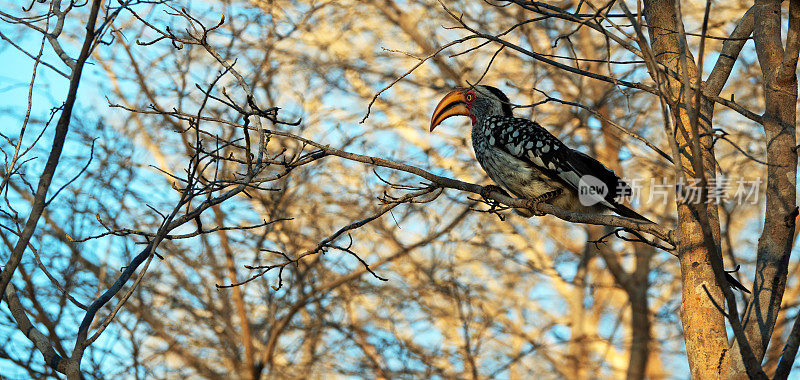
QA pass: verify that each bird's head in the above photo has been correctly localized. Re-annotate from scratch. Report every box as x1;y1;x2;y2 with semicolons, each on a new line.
430;85;513;131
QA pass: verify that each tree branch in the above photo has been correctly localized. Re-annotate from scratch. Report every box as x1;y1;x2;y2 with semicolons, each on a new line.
774;309;800;379
779;0;800;85
2;283;67;374
0;0;103;307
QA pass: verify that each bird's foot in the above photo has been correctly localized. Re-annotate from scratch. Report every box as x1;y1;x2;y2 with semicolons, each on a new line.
480;185;508;214
524;189;563;216
480;184;508;200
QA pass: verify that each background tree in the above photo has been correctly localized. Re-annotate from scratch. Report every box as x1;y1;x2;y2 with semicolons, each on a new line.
0;0;798;378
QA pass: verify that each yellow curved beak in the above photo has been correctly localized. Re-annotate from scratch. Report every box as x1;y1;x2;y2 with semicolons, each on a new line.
430;88;469;132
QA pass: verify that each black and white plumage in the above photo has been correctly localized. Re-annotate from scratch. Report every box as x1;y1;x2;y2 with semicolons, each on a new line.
430;85;650;222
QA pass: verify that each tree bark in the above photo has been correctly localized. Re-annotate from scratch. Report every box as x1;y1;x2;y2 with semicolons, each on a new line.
724;0;799;376
642;0;728;377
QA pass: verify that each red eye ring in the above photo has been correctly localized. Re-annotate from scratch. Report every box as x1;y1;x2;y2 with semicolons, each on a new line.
465;93;474;102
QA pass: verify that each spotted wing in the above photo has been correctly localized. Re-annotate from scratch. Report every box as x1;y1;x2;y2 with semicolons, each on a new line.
483;115;645;220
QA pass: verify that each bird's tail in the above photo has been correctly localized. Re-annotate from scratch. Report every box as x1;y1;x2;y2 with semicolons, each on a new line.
610;201;653;224
724;272;751;293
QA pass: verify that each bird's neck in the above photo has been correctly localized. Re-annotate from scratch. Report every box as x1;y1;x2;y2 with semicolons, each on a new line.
472;111;507;126
470;115;492;141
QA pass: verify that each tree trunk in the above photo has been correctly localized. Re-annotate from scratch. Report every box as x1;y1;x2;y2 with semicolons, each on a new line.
724;0;798;376
642;0;728;377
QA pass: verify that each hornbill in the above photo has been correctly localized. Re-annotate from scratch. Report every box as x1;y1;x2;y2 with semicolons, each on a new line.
427;86;759;292
430;85;651;222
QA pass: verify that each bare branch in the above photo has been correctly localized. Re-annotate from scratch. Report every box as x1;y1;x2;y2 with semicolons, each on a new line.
2;283;67;374
774;309;800;380
0;0;103;307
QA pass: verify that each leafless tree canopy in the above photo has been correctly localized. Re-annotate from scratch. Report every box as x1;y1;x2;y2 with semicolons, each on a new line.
0;0;798;378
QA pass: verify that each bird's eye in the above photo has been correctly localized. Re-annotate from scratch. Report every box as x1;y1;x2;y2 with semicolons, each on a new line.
466;93;474;102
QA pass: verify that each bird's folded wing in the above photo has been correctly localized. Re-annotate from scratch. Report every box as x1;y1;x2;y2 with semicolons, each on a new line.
485;116;631;206
486;117;585;186
484;116;648;221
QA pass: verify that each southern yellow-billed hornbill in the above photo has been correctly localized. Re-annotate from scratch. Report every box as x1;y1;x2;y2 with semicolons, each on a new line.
430;85;651;222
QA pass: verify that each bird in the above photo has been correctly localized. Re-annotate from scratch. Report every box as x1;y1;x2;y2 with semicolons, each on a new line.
429;85;651;222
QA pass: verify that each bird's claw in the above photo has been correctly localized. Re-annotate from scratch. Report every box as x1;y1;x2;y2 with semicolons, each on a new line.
525;200;546;216
524;189;563;217
480;184;507;200
480;185;508;215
